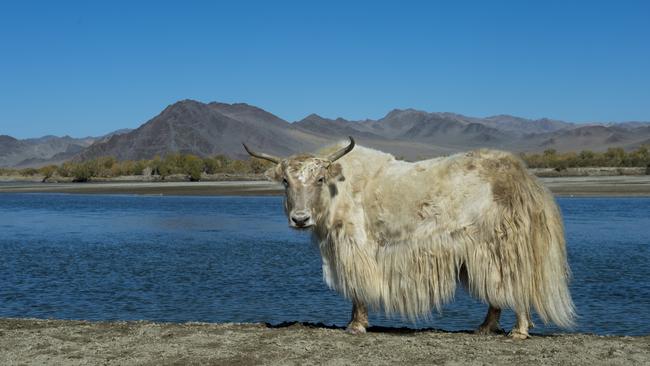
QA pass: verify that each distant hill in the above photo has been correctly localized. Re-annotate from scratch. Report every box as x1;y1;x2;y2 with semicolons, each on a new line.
292;108;650;156
2;99;650;167
0;130;131;168
75;100;322;162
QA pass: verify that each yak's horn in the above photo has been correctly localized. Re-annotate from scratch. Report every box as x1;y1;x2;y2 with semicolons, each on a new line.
327;136;355;162
242;143;281;164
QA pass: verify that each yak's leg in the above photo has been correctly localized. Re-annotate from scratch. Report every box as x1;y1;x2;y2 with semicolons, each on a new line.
476;305;502;334
528;313;536;329
346;299;369;335
509;311;531;339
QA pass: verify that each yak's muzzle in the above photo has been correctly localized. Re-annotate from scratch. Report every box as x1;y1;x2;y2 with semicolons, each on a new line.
290;210;313;228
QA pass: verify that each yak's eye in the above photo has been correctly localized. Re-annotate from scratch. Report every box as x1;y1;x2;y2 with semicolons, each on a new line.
282;178;289;187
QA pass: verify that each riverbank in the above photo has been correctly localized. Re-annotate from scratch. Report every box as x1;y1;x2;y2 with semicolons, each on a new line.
0;319;647;365
2;175;650;196
0;180;281;196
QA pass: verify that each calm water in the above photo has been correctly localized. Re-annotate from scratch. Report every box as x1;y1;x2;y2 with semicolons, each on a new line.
0;193;648;336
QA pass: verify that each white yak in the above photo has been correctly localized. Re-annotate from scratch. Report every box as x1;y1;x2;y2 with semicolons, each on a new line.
244;137;575;339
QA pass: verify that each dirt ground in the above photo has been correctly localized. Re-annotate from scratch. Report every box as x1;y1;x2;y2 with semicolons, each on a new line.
0;181;282;196
0;319;648;366
2;175;650;196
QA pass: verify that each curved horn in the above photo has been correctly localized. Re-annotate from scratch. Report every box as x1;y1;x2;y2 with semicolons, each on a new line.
242;143;281;164
327;136;355;162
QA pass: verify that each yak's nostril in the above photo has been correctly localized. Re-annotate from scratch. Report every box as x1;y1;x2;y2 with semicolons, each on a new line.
291;215;310;226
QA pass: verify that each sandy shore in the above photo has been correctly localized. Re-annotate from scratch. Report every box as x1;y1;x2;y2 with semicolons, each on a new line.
0;319;647;365
0;180;282;196
1;176;650;196
540;175;650;196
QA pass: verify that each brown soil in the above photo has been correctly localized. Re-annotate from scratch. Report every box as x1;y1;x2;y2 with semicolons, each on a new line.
2;176;650;196
0;181;282;196
0;319;647;366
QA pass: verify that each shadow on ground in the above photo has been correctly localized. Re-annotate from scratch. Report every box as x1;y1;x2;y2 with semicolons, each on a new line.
263;321;572;337
267;321;475;335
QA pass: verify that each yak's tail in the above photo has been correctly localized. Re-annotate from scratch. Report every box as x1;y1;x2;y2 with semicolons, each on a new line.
529;191;576;328
471;152;576;328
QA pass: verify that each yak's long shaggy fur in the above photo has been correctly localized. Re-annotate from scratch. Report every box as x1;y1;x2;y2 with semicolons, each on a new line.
312;143;575;328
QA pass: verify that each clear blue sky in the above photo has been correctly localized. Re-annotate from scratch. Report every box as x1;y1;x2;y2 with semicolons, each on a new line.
0;1;648;138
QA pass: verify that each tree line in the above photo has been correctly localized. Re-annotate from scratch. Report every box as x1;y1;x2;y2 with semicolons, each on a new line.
520;146;650;170
1;146;649;181
0;153;273;182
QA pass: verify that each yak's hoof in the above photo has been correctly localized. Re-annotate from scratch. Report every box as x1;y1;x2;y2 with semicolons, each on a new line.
346;323;367;335
475;324;504;335
508;330;530;340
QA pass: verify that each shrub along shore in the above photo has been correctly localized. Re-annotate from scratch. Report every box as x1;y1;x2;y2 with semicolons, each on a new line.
1;147;649;183
0;153;275;183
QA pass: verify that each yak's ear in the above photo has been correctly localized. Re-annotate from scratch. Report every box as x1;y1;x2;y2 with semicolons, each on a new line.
264;165;282;181
327;163;344;181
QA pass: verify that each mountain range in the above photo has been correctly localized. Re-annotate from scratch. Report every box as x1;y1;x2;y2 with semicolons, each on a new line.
0;129;132;168
2;99;650;168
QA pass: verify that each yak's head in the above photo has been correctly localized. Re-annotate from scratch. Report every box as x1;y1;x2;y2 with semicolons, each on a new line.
243;137;355;229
